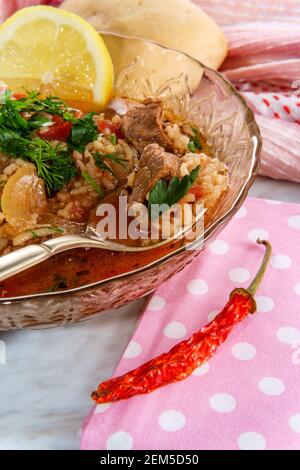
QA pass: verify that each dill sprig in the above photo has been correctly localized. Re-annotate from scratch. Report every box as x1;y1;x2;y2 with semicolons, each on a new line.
0;126;77;194
28;138;78;194
93;152;127;178
81;171;104;197
1;90;76;122
0;90;79;193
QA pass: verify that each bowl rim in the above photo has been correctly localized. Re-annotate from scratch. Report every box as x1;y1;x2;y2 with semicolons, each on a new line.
0;32;262;304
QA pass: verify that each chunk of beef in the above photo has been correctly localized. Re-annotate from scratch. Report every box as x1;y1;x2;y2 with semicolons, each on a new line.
121;100;173;153
129;144;180;203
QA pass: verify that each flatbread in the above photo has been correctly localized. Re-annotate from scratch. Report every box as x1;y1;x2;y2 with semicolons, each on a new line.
60;0;228;70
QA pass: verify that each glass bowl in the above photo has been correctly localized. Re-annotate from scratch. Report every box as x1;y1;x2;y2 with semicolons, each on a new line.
0;33;261;330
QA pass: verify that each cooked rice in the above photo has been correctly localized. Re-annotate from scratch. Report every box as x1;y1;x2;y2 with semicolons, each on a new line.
164;123;190;155
180;153;228;210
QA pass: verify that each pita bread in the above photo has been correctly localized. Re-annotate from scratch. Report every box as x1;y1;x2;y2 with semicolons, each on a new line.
60;0;227;70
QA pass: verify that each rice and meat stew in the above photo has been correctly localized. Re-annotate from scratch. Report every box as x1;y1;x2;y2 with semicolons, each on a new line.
0;90;228;297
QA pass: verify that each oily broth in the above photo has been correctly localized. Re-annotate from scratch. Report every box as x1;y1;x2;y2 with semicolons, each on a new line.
0;242;179;298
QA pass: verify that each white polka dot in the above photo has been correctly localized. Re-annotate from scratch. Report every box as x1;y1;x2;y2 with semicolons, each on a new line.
148;296;166;311
207;309;219;322
159;410;186;432
106;431;133;450
123;340;142;359
248;228;269;243
231;342;256;360
288;215;300;230
192;362;210;376
187;278;209;295
95;402;111;414
289;414;300;433
209;393;236;413
256;296;275;313
265;199;282;205
294;283;300;296
238;432;266;450
277;326;300;345
163;321;187;339
208;240;229;255
258;377;285;396
271;254;292;269
229;267;251;283
235;206;248;219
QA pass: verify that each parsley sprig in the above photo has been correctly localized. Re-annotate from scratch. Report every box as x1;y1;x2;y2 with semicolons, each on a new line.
148;166;200;218
68;113;98;151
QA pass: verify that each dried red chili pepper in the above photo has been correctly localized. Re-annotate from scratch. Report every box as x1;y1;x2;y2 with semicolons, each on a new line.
92;239;272;404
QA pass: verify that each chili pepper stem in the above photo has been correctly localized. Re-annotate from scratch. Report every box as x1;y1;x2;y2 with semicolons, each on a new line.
247;239;272;295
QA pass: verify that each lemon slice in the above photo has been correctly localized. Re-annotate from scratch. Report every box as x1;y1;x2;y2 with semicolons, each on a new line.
0;6;114;110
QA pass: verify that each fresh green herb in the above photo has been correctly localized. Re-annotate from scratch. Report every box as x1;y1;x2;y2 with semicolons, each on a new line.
49;227;65;234
93;156;115;177
29;139;78;194
0;89;77;138
187;140;196;153
28;113;53;129
68;113;98;150
16;91;74;119
148;166;200;218
0;127;26;156
188;128;202;153
32;95;76;122
81;171;104;197
93;152;127;178
0;95;29;132
0;89;12;104
98;152;127;166
31;227;64;239
0;90;76;125
0;90;79;193
110;133;117;145
0;128;77;194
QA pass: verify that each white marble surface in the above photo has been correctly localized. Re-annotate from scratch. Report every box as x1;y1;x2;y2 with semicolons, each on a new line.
0;176;299;450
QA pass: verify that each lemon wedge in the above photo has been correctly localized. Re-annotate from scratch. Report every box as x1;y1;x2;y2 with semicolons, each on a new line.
0;6;114;111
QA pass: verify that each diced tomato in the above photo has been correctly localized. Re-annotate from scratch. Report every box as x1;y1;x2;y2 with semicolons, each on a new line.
189;185;203;199
98;119;124;139
12;92;27;100
37;115;72;141
74;110;84;119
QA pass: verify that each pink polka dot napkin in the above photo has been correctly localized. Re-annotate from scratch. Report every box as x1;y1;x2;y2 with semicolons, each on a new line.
81;197;300;450
81;198;300;450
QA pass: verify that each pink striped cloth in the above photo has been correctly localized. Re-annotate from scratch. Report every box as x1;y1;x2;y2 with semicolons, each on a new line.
0;0;59;21
81;197;300;450
194;0;300;183
1;0;300;182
